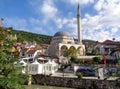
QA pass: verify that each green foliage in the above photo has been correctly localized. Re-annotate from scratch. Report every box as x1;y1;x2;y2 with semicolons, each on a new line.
91;49;100;55
92;57;102;63
70;56;78;64
43;82;47;86
76;73;83;79
63;48;79;64
0;27;25;89
12;30;52;44
63;48;78;58
83;39;96;44
11;29;96;45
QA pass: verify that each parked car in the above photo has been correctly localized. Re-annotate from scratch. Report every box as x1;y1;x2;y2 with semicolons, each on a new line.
76;68;95;76
64;66;74;73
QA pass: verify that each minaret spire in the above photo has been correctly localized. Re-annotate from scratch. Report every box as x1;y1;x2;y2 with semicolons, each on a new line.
77;4;82;44
77;4;80;16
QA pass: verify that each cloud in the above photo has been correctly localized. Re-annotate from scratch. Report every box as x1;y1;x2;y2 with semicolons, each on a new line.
94;0;104;11
82;14;102;30
55;18;75;29
27;0;120;42
55;17;76;32
111;27;118;34
76;0;120;41
64;0;94;5
41;0;58;19
85;29;113;41
29;0;58;19
55;18;63;29
27;0;59;35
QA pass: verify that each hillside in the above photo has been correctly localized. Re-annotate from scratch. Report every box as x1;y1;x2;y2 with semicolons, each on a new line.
12;29;52;44
0;27;96;44
12;29;96;44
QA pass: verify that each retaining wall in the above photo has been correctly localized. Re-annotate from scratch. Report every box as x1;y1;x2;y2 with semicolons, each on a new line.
33;75;120;89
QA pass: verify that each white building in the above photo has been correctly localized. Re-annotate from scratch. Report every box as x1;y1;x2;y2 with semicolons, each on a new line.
27;60;58;75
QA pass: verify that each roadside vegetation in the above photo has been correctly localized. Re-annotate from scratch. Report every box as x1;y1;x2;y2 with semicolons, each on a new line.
0;27;27;89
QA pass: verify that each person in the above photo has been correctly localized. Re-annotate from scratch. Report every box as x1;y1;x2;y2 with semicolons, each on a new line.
98;68;104;79
103;55;106;66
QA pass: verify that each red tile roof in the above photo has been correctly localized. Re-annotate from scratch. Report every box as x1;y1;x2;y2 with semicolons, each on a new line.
37;52;44;55
103;40;120;45
27;49;36;54
40;44;49;48
115;47;120;51
35;44;42;49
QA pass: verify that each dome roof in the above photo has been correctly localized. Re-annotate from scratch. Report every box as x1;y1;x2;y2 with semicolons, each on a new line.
54;31;71;37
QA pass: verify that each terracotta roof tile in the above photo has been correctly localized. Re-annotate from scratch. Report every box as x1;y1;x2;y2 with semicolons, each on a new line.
40;44;49;48
103;40;120;45
27;49;36;54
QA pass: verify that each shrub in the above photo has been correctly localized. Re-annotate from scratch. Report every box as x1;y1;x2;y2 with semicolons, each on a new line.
76;73;83;79
93;57;102;63
70;56;79;64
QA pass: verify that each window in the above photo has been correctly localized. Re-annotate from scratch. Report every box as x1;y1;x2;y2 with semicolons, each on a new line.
28;65;38;72
49;66;51;71
67;41;72;44
28;54;31;57
22;52;25;56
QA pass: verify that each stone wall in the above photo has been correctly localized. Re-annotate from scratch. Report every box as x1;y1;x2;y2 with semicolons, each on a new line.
33;75;120;89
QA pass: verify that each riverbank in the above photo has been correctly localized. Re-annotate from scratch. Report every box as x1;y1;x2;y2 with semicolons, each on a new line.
25;85;75;89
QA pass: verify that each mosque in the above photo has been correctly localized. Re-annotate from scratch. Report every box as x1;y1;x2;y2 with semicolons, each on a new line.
48;5;85;58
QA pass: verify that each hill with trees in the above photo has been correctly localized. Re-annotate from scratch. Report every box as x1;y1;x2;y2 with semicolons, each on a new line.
11;29;52;44
0;27;96;45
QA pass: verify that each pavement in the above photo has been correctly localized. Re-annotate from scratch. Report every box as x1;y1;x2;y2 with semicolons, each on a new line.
52;72;77;78
52;72;119;80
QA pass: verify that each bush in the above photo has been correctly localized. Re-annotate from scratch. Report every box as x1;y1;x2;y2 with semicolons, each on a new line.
70;56;79;64
76;73;83;79
43;82;47;86
93;57;102;63
19;74;29;85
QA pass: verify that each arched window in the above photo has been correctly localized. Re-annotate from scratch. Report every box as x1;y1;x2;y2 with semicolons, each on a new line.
61;45;68;56
77;47;84;56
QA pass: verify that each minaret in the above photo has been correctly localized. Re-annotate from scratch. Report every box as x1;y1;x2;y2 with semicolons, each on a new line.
77;4;82;44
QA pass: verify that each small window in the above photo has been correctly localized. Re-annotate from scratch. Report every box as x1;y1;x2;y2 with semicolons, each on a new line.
22;53;25;56
49;66;51;71
67;42;72;44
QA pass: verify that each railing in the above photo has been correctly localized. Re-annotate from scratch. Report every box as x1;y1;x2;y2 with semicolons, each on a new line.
78;56;102;59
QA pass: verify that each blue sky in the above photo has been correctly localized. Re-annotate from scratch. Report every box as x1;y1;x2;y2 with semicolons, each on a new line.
0;0;120;42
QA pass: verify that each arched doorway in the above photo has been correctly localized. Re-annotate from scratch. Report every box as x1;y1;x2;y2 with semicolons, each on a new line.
69;46;76;50
77;47;84;56
69;46;78;57
61;45;68;56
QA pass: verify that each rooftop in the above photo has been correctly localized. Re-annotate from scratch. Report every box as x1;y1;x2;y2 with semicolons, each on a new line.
54;31;71;37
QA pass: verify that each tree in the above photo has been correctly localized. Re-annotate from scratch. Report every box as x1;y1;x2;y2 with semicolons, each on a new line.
92;56;102;64
63;48;79;64
1;17;4;21
0;27;25;89
0;17;4;27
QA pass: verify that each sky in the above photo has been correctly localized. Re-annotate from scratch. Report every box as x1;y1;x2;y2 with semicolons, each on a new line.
0;0;120;42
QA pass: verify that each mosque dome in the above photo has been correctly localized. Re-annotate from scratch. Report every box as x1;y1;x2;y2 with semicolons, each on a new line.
54;31;71;37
